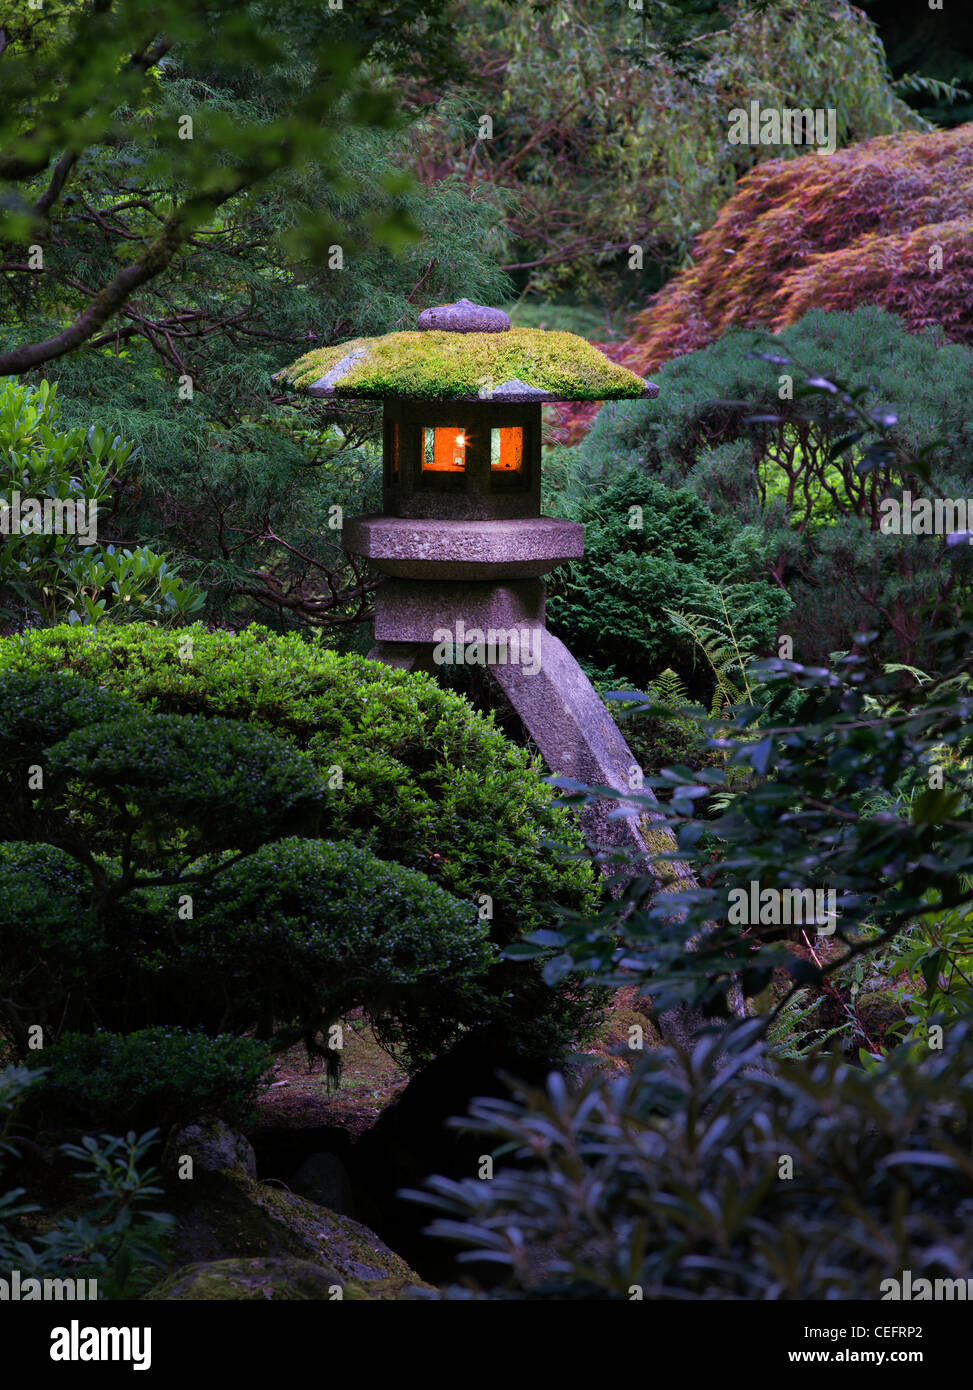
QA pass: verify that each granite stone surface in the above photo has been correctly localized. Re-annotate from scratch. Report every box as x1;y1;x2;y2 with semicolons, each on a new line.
416;298;511;333
374;578;545;643
343;515;583;579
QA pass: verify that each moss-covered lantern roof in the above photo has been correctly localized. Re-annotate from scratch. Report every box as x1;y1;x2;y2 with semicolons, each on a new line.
275;299;659;403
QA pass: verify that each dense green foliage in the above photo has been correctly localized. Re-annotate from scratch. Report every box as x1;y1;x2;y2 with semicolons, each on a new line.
544;466;790;695
42;712;326;852
408;0;924;304
0;628;603;1068
130;838;496;1071
0;830;496;1077
26;1029;274;1131
0;378;202;628
572;307;973;669
520;625;973;1034
417;392;973;1297
0;671;501;1074
0;0;511;633
595;670;742;785
516;360;973;1046
0;622;600;939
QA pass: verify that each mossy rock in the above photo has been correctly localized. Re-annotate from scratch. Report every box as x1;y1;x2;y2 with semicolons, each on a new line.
144;1257;348;1300
160;1168;433;1301
586;994;663;1067
607;1005;662;1053
638;814;693;893
162;1118;257;1179
277;327;650;401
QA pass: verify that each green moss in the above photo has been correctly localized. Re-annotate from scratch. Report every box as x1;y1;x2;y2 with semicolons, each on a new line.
156;1168;433;1300
278;327;648;400
638;816;694;894
145;1256;422;1301
143;1257;348;1300
639;820;679;855
592;1001;663;1053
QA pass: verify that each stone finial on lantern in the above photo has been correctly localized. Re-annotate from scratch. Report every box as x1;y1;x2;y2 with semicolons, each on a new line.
416;298;510;332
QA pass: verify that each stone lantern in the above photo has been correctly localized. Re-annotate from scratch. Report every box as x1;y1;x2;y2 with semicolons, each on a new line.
276;300;677;871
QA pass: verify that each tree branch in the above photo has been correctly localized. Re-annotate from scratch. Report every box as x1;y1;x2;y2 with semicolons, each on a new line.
34;149;78;216
0;190;238;376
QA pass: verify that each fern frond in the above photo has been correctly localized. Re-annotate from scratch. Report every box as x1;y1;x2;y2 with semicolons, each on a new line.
648;666;689;708
766;991;851;1059
664;590;755;713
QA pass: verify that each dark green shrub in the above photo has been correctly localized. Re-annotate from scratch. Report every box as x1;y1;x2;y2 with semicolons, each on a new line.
44;713;326;853
0;688;332;1049
545;468;790;697
0;669;137;752
414;1019;973;1299
574;307;973;668
0;623;600;948
0;836;497;1078
26;1029;274;1131
0;680;330;1048
0;672;327;872
129;838;497;1070
0;844;99;1037
0;655;599;1069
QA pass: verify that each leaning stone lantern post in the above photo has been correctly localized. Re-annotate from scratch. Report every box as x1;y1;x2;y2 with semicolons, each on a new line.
275;300;679;874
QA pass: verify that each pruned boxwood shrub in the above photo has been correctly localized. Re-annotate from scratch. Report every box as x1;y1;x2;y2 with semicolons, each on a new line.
129;837;497;1070
0;835;496;1081
44;713;326;853
0;623;603;1060
0;623;598;940
26;1028;275;1130
0;669;137;753
0;650;601;1076
0;672;327;868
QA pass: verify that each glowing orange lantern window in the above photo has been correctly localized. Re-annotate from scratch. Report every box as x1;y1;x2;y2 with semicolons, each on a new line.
423;427;467;472
491;426;523;473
